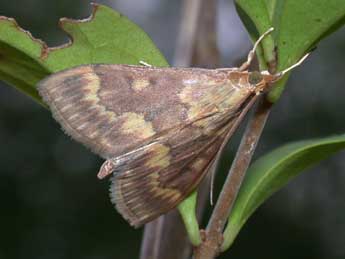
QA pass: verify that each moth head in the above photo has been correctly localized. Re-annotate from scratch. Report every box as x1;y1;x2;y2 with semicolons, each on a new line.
249;52;311;94
247;71;276;93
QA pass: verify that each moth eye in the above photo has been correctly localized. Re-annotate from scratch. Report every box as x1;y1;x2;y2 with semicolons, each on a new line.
248;71;263;85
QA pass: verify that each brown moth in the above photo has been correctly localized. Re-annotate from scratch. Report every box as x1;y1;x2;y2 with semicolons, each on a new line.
38;28;308;227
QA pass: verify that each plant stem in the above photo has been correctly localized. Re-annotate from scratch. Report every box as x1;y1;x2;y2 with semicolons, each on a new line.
194;97;273;258
139;1;219;258
173;0;203;67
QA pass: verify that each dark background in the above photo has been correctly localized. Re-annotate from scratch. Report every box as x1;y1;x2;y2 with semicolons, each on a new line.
0;1;344;259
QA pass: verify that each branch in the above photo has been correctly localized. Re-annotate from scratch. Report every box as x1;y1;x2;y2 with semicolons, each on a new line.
173;0;203;67
139;217;165;259
194;97;273;258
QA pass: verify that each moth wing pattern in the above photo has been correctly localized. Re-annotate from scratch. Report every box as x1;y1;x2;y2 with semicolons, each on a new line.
109;116;237;227
38;64;255;226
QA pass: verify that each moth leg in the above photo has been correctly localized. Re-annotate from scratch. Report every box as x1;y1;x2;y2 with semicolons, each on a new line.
238;27;274;71
139;60;153;67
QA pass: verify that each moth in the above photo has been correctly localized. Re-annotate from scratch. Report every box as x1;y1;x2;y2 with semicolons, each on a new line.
38;28;308;227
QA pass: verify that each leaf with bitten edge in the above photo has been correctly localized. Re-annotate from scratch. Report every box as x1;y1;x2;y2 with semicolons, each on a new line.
0;3;168;104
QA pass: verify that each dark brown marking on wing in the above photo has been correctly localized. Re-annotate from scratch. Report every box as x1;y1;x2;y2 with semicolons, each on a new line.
149;77;158;86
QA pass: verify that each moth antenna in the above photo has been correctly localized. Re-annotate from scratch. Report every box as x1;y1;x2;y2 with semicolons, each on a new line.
239;27;274;71
139;60;153;67
275;52;310;77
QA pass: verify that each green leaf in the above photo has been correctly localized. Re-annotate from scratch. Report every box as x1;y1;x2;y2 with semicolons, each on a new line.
177;191;202;246
222;134;345;251
0;3;168;104
235;0;345;101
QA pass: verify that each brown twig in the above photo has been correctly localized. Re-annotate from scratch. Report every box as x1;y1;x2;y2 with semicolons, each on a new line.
139;217;165;259
173;0;203;67
194;97;273;258
139;1;219;259
191;0;220;68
